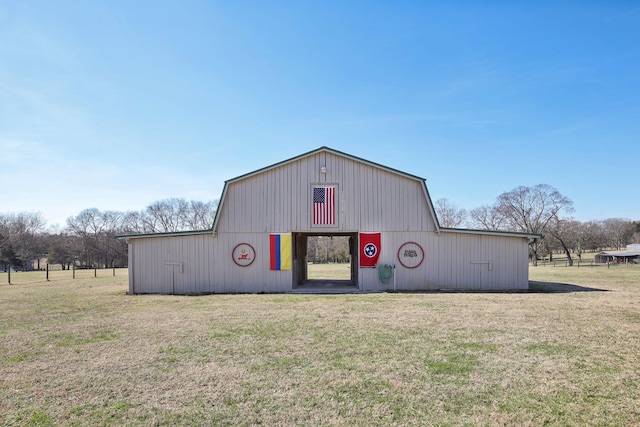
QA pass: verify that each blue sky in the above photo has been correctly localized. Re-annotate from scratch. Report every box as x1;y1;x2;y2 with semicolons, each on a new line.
1;1;638;228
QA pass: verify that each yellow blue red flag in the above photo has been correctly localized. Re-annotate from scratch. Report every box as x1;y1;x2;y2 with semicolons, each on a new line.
270;233;292;270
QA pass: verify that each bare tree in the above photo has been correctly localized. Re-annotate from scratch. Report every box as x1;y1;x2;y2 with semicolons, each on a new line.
144;198;190;232
496;184;574;266
547;218;579;266
632;221;640;245
0;215;19;270
4;212;47;270
0;214;10;259
601;218;634;250
66;209;128;268
66;208;104;267
101;211;124;267
46;230;81;270
469;204;506;230
142;198;217;232
574;221;604;258
434;198;467;228
185;200;218;230
120;211;147;234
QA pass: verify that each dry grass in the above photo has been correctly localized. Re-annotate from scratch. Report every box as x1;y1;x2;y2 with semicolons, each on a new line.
1;266;639;426
307;262;351;280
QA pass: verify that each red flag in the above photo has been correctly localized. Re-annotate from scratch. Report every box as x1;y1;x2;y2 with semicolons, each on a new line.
359;232;381;267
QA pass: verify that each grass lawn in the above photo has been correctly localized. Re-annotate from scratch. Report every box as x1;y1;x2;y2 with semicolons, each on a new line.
307;262;352;280
1;266;639;426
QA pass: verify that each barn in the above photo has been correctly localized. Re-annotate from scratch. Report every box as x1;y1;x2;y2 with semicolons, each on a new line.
118;147;541;294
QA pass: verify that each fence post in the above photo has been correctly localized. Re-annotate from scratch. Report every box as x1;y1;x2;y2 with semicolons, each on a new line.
7;268;10;285
73;264;76;279
113;266;116;276
94;267;97;278
46;263;49;281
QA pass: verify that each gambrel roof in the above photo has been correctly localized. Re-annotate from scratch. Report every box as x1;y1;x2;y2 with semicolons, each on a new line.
211;146;438;233
118;146;542;241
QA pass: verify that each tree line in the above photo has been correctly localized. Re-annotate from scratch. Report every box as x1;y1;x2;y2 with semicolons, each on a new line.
435;184;640;266
1;184;638;271
0;198;218;271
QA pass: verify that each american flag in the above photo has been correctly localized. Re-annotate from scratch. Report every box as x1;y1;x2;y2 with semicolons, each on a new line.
313;186;335;225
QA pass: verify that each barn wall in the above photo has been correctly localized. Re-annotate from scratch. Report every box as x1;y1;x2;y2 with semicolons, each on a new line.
128;230;530;294
357;231;530;292
128;232;294;294
215;151;436;234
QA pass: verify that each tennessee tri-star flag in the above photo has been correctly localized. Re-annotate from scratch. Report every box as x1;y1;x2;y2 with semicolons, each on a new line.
270;233;292;270
359;232;381;267
313;186;335;225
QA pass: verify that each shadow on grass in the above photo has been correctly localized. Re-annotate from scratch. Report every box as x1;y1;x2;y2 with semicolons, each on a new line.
528;281;608;293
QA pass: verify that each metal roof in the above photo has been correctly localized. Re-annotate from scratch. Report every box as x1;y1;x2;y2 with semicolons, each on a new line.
598;250;640;257
116;229;212;241
117;146;544;241
440;227;543;240
210;146;438;233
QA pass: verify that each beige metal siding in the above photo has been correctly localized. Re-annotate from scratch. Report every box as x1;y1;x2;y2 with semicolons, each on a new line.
129;232;294;294
128;231;529;294
357;231;530;292
433;232;529;290
216;151;436;234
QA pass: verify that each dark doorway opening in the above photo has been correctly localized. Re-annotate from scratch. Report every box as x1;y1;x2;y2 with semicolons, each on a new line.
292;232;358;289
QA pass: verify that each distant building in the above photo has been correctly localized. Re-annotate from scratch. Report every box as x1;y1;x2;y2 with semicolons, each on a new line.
595;244;640;264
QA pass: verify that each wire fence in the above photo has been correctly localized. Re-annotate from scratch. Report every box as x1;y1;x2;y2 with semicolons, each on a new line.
1;266;129;285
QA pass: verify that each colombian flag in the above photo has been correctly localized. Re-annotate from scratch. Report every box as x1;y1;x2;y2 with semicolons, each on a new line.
270;233;292;270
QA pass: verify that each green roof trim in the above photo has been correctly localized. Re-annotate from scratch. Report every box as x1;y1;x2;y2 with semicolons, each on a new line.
116;229;212;241
439;227;544;239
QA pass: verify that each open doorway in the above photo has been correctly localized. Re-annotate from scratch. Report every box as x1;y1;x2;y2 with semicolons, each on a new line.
292;232;358;289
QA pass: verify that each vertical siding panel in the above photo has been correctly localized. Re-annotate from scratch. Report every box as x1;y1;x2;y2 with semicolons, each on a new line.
181;237;187;293
358;164;365;229
345;159;354;230
160;238;168;294
284;163;291;231
441;234;449;288
279;167;285;231
181;237;188;293
151;239;158;293
204;236;210;293
192;236;199;292
189;236;198;293
302;159;310;229
367;165;374;230
196;236;203;292
223;233;232;293
292;161;299;231
211;234;219;293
